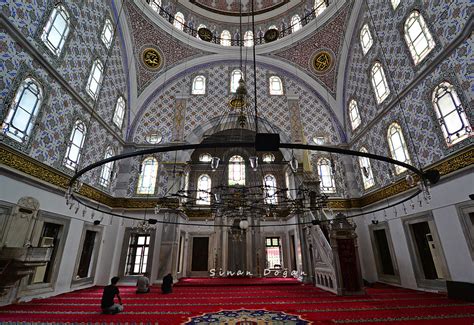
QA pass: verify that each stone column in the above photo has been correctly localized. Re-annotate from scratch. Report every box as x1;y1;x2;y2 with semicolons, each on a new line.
157;212;180;280
114;144;137;197
336;149;359;198
213;215;223;271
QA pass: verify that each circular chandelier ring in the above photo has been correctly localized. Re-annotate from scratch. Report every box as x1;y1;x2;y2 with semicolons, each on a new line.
67;141;437;227
69;141;427;186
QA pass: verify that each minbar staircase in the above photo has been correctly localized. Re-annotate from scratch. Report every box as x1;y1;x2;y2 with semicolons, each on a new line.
306;211;338;294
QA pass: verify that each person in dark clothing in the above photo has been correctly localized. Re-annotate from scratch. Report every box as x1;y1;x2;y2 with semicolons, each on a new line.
161;273;173;294
101;276;123;314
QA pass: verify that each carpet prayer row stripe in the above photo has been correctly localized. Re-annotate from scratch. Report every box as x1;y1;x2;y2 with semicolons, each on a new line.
9;300;474;306
3;303;474;311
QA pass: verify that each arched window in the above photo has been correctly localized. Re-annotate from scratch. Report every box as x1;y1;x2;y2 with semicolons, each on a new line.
371;62;390;104
391;0;400;10
230;69;243;93
317;158;336;193
387;123;411;174
314;0;327;16
101;19;114;48
360;24;373;55
268;25;278;31
229;155;245;186
192;75;206;95
137;157;158;194
358;147;375;189
196;174;211;205
99;146;115;187
404;11;435;65
313;136;325;145
145;132;162;144
86;59;104;100
285;171;292;198
196;24;206;38
269;76;283;95
432;82;471;146
262;153;275;163
113;96;126;128
244;31;253;47
2;77;43;143
148;0;161;12
64;120;87;170
349;99;361;130
264;174;278;204
221;30;231;46
291;15;302;33
173;12;185;30
41;4;70;56
199;153;212;162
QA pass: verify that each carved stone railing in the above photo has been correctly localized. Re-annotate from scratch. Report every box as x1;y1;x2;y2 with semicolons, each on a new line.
307;211;338;294
0;247;53;295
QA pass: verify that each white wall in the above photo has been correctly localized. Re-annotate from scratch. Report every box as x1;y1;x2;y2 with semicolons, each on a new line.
354;170;474;289
0;174;115;300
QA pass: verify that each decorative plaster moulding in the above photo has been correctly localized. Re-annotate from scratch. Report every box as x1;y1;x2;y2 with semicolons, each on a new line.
1;143;472;211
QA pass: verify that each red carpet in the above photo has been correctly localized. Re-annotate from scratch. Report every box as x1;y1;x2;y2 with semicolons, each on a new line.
1;280;473;324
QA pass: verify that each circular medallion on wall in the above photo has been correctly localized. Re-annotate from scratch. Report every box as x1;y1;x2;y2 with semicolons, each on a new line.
264;28;279;43
309;49;335;75
141;47;163;71
198;27;213;42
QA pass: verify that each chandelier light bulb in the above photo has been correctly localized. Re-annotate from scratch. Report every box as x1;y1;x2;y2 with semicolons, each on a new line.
239;219;249;230
154;204;161;215
210;156;220;171
290;156;298;172
249;156;258;171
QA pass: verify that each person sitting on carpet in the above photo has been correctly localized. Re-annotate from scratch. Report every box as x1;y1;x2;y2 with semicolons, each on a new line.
101;276;123;314
136;272;150;294
161;273;173;294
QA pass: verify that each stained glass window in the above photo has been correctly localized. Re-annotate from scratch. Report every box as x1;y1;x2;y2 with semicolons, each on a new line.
360;24;373;55
113;96;126;128
86;59;104;100
359;147;375;189
404;11;435;65
387;123;410;174
197;174;211;205
318;158;336;193
432;82;471;146
371;62;390;104
41;4;70;56
264;174;278;204
2;77;43;143
64;120;87;170
137;157;158;194
229;155;245;186
192;75;206;95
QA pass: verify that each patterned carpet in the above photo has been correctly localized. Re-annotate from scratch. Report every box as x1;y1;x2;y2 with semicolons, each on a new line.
1;281;474;324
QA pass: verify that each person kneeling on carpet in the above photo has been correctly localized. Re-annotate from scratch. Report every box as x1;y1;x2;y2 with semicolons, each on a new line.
101;276;123;314
136;272;151;293
161;273;173;294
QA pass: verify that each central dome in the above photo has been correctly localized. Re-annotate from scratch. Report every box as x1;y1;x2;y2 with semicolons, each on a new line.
190;0;289;16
